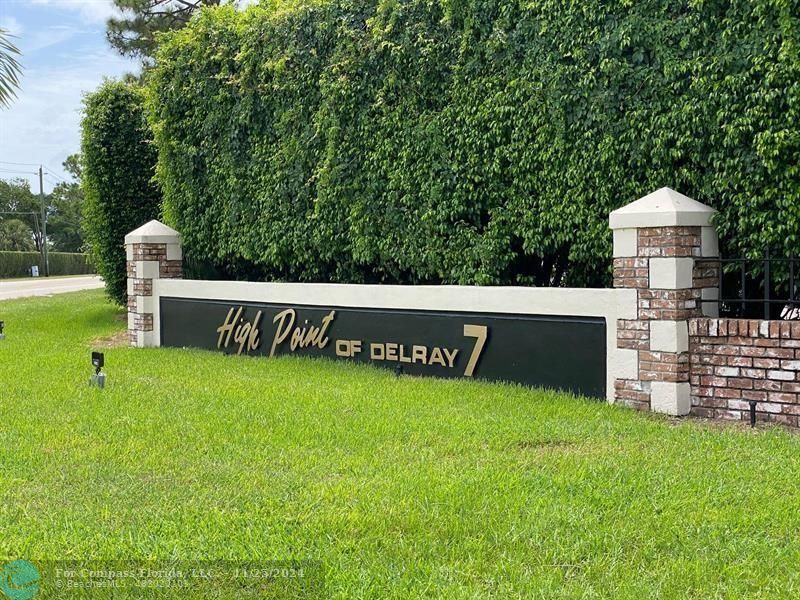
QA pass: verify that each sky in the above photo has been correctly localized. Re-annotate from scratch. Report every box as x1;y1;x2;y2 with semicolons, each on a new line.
0;0;137;193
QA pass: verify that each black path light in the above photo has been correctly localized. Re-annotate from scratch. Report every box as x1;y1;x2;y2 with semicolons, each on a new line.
90;351;106;388
749;400;758;428
0;320;4;340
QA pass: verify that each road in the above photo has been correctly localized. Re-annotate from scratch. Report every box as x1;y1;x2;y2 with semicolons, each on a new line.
0;276;105;301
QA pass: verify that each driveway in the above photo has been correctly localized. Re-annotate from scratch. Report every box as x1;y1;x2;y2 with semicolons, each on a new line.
0;275;105;301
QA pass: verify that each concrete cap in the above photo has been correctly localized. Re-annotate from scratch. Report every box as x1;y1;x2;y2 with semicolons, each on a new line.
609;187;716;229
125;220;181;245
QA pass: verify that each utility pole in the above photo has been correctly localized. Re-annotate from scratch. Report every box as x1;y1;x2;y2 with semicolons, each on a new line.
38;165;49;276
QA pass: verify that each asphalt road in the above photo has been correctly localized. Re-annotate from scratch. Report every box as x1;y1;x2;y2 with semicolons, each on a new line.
0;276;105;301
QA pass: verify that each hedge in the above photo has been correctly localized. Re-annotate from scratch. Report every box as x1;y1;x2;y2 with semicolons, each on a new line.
0;252;94;278
147;1;800;288
82;81;161;305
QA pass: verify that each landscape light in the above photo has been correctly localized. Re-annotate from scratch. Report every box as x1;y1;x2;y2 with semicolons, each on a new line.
90;351;106;388
749;400;758;428
0;320;4;340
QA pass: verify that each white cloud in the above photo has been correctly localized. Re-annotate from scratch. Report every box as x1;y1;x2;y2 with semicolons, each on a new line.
22;25;84;54
29;0;119;25
17;0;251;30
0;49;137;192
0;16;24;36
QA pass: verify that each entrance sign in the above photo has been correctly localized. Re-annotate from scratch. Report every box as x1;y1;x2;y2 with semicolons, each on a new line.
160;297;607;397
128;189;727;416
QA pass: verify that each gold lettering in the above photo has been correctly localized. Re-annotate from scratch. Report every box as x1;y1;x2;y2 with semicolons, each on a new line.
216;307;242;349
370;343;385;360
443;347;459;368
271;309;296;356
301;322;317;347
429;347;446;367
317;311;335;349
249;311;262;352
336;339;362;358
335;339;350;357
290;326;304;351
385;343;398;361
216;307;262;355
399;344;412;364
412;345;427;364
462;324;488;377
234;321;251;355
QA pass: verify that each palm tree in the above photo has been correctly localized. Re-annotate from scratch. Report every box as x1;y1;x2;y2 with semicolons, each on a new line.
0;27;22;108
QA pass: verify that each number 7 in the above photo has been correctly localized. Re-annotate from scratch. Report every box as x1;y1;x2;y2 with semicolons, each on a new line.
463;324;488;377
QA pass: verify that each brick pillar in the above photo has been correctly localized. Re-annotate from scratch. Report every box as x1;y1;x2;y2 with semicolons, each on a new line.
610;188;719;415
124;220;182;348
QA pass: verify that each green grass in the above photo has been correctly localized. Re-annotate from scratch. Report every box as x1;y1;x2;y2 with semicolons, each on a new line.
2;290;800;598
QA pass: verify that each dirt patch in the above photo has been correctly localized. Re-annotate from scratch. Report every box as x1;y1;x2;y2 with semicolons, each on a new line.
666;414;800;434
514;439;577;450
90;329;129;349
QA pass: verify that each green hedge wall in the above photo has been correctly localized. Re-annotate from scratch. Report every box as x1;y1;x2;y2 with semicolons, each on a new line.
0;252;94;278
82;81;161;305
147;1;800;287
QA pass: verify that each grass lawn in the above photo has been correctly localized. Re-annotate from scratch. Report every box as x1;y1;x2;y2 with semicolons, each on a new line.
2;290;800;598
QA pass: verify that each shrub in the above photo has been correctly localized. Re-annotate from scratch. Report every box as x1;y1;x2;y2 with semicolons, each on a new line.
81;80;161;304
0;252;94;278
147;1;800;288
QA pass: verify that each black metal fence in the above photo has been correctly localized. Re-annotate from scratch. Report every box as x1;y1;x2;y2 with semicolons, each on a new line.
701;250;799;320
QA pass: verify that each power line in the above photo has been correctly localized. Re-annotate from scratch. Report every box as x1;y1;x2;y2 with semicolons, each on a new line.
43;166;65;179
1;161;74;183
0;160;40;168
43;170;68;183
1;162;72;181
0;168;37;175
0;170;69;187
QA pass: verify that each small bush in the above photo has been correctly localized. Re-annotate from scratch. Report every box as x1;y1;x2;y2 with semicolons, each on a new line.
81;80;161;305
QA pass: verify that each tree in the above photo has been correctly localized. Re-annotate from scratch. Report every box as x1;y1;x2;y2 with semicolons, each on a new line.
0;164;86;254
48;154;86;252
107;0;222;61
0;27;22;108
82;81;161;305
0;178;43;251
49;187;84;253
62;153;82;181
0;219;35;251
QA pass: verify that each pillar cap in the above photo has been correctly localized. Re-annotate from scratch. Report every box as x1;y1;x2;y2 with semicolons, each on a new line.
609;187;716;230
125;220;181;245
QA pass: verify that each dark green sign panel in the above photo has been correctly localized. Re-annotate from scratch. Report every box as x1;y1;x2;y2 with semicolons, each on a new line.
160;297;607;398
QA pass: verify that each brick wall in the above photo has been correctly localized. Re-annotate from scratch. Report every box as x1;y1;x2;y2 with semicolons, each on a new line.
125;221;182;348
689;318;800;426
613;226;709;412
130;242;183;278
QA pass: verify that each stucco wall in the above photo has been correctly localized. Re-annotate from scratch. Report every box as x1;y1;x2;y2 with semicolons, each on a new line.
153;279;638;401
